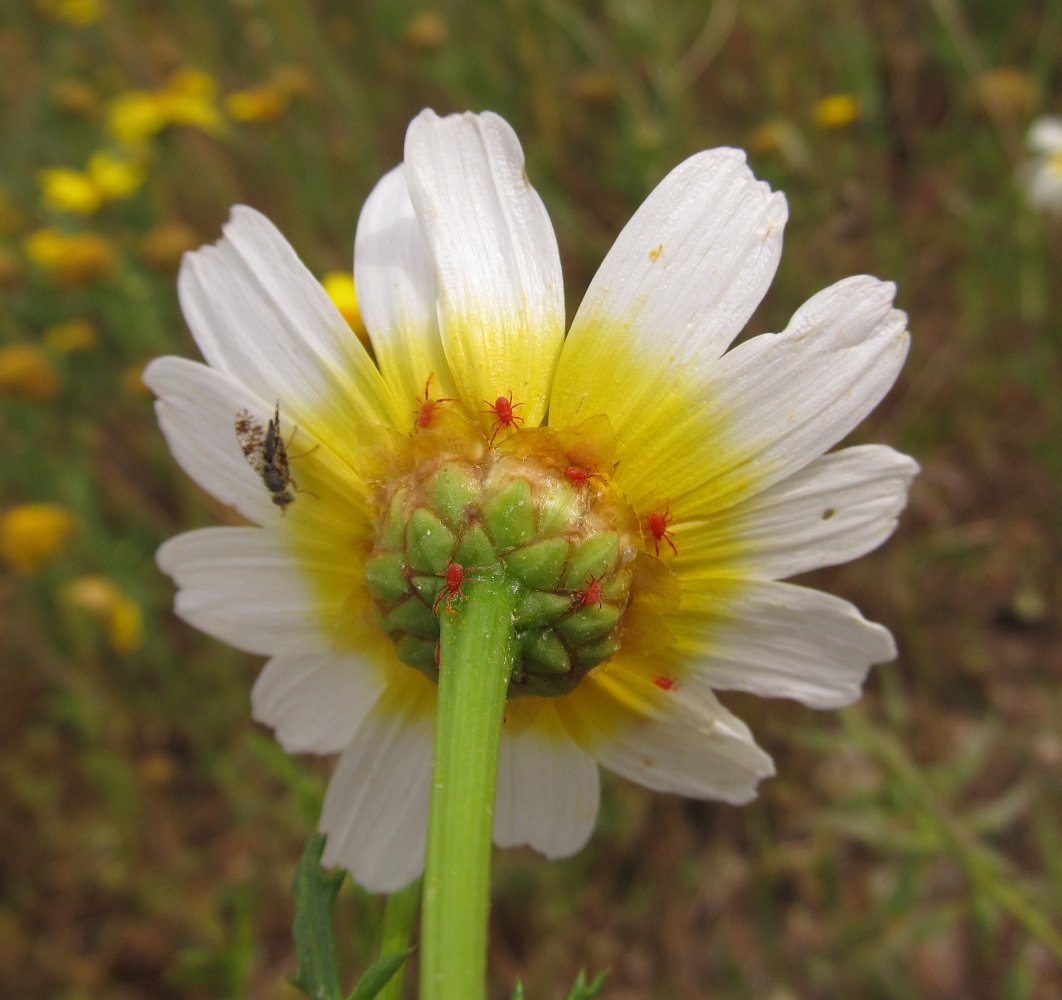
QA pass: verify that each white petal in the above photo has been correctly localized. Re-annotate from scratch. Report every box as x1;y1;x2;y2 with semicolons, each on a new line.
144;356;279;524
559;666;775;804
493;710;600;859
178;205;404;470
354;164;458;413
1026;159;1062;212
251;652;385;755
320;692;435;892
551;148;787;434
675;579;896;710
616;274;910;516
404;110;565;427
157;526;335;657
1027;116;1062;154
676;444;919;579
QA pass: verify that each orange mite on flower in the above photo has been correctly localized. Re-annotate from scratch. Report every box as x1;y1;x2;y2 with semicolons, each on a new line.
414;374;456;429
483;391;523;445
646;501;677;557
147;108;916;892
574;572;604;611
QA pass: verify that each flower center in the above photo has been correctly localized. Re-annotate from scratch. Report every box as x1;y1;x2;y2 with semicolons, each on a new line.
361;407;641;697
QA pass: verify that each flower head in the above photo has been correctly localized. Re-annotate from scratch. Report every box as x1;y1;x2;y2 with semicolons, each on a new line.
24;228;117;285
44;318;98;353
0;504;75;573
148;110;915;892
1022;116;1062;213
813;93;861;129
35;0;103;26
321;271;370;348
748;119;811;172
226;87;287;123
38;167;103;214
141;221;199;271
62;575;144;651
38;151;145;215
0;344;60;401
107;69;223;149
225;66;313;123
974;68;1039;118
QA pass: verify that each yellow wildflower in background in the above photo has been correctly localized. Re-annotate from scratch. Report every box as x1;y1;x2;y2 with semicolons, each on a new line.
748;119;811;171
570;71;619;107
0;504;75;574
108;597;144;651
271;66;313;99
39;167;102;214
38;152;144;215
87;151;145;199
35;0;103;26
44;318;98;353
107;68;223;149
814;93;861;129
0;345;60;401
24;229;117;285
160;69;224;133
51;78;101;117
405;10;448;52
226;65;314;123
322;271;371;349
226;87;287;123
974;67;1039;118
63;575;144;652
141;221;198;271
107;91;169;147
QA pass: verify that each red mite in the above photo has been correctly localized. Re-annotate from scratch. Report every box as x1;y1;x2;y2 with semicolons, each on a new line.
646;501;678;557
414;374;456;429
483;391;524;445
564;465;604;486
653;674;679;691
575;572;604;610
433;560;472;617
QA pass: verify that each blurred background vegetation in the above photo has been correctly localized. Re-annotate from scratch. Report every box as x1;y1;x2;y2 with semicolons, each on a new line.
1;0;1061;997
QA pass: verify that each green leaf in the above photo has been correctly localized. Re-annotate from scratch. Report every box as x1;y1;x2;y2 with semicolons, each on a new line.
564;968;609;1000
289;832;345;1000
510;979;525;1000
347;949;414;1000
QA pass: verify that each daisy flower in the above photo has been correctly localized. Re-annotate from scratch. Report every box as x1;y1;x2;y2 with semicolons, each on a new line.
1022;116;1062;212
147;109;915;895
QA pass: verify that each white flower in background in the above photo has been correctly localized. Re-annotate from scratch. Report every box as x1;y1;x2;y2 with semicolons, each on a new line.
146;109;916;893
1022;116;1062;212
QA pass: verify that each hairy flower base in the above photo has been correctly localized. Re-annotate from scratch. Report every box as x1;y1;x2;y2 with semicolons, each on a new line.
362;408;673;697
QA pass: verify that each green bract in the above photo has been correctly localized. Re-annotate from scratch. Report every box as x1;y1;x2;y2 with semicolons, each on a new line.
363;453;637;698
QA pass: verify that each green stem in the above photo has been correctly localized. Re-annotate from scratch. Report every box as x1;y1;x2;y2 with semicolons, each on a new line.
377;878;422;1000
419;573;517;1000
